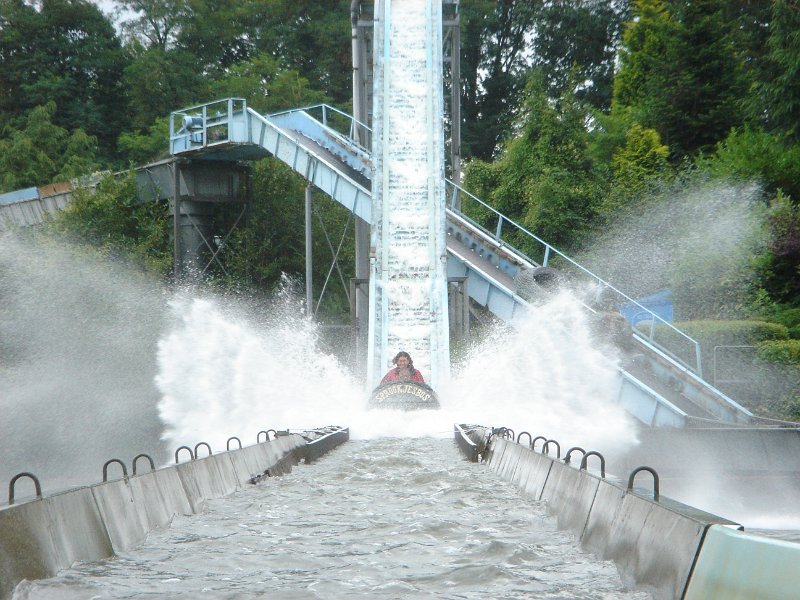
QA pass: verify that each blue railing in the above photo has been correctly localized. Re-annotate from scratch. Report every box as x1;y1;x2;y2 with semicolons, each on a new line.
268;104;372;150
170;98;247;152
446;179;703;376
169;99;703;375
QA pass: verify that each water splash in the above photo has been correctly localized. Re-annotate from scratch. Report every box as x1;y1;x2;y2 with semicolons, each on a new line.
156;288;638;456
0;231;636;492
581;180;764;314
0;233;168;492
443;291;639;454
155;292;362;450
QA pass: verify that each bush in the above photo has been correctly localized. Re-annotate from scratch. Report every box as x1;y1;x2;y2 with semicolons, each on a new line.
749;340;800;422
753;304;800;339
677;319;789;345
641;319;800;421
753;395;800;422
46;172;172;275
639;319;789;380
756;339;800;366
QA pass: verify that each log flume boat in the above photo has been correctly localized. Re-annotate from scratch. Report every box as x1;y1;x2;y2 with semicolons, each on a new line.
368;381;441;410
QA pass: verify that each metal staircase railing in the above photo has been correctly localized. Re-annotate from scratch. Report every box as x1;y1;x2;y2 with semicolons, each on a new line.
169;99;704;376
445;180;704;377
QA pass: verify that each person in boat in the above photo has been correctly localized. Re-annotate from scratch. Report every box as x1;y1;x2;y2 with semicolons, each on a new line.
380;351;425;384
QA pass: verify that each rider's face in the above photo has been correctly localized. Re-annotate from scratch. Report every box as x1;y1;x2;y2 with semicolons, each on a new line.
396;356;409;369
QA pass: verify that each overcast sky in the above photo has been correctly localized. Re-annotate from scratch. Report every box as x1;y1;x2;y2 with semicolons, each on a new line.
92;0;116;17
91;0;135;29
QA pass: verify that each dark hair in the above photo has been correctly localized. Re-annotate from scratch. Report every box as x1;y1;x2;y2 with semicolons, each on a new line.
392;351;416;373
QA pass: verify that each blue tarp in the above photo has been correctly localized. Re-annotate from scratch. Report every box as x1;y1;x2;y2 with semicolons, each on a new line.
619;289;673;326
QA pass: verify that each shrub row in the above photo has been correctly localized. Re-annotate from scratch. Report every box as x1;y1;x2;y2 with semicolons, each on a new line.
638;319;800;421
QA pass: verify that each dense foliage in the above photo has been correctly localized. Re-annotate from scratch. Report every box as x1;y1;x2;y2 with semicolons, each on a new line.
3;0;800;414
46;172;173;273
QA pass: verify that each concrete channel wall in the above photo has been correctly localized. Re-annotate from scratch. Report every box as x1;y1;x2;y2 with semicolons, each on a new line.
474;433;800;599
0;429;349;599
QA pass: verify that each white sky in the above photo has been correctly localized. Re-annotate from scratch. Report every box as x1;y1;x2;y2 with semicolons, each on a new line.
91;0;136;30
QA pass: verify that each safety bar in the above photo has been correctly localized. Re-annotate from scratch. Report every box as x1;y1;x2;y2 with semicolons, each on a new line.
132;454;155;475
628;466;660;501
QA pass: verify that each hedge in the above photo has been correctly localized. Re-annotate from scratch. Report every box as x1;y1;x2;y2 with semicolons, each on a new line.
637;320;799;421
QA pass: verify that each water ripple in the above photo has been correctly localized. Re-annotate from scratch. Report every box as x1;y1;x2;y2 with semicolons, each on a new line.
14;439;650;599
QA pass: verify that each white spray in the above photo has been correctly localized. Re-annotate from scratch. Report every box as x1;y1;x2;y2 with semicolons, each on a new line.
155;289;638;456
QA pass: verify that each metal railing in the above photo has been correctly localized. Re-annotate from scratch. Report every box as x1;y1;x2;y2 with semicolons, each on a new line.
169;99;703;375
170;98;247;150
445;178;703;375
268;103;372;150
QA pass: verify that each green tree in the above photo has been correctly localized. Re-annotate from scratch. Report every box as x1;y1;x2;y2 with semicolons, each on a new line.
699;127;800;201
252;0;352;105
754;0;800;141
464;73;602;255
614;0;748;158
0;134;56;191
0;103;100;191
207;53;329;114
219;157;354;317
613;0;674;112
532;0;626;111
723;0;772;105
117;0;190;50
600;124;670;218
47;172;172;273
460;0;539;161
57;129;103;181
218;159;306;288
0;0;129;156
123;45;209;131
175;0;260;74
117;117;170;165
759;191;800;305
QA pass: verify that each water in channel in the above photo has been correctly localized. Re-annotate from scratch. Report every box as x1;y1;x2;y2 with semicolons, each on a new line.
13;438;649;599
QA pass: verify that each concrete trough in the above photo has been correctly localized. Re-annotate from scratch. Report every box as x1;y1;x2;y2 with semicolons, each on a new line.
175;453;241;512
684;524;800;599
487;438;554;500
151;467;194;518
482;435;744;600
302;427;351;463
226;443;275;485
91;477;152;553
0;500;61;599
44;487;114;567
0;428;348;599
580;476;627;558
539;459;601;534
590;489;723;599
127;471;180;531
453;424;480;462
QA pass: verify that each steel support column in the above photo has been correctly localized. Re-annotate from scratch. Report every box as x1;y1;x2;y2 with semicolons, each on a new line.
305;184;313;315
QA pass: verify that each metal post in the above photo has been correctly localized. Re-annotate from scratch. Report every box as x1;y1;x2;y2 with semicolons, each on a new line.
351;0;364;142
448;277;469;346
172;160;181;281
350;278;369;378
462;276;469;344
354;218;370;364
450;9;461;191
305;184;313;316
